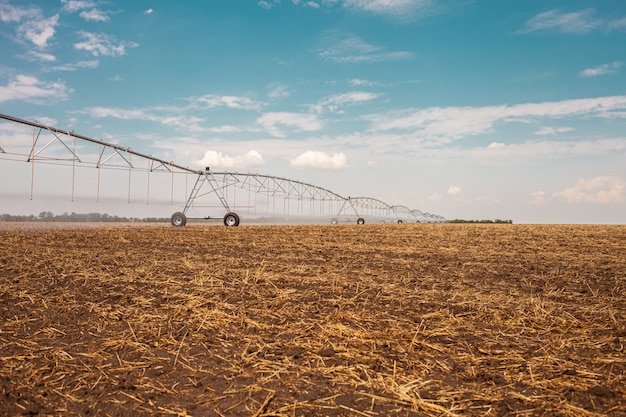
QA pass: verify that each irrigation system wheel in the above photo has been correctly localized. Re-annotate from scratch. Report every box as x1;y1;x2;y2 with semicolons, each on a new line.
171;212;187;227
223;212;240;227
397;219;403;224
357;218;365;225
331;218;339;225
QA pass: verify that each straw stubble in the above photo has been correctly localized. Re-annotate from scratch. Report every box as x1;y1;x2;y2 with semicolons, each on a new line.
0;223;624;416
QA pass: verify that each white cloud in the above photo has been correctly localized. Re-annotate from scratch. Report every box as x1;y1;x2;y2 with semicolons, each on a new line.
519;9;601;34
144;9;154;15
579;62;623;78
348;78;380;87
288;0;437;19
267;83;290;100
84;106;205;132
86;106;151;120
319;34;413;63
370;96;626;141
486;141;505;149
61;0;114;22
0;74;70;103
160;115;206;131
61;0;97;13
535;126;573;135
312;91;380;113
50;60;99;71
0;3;40;22
290;150;348;170
553;176;625;204
83;105;253;135
258;1;273;10
80;9;110;22
609;17;626;30
343;0;434;19
23;51;57;62
257;112;323;137
17;13;59;48
205;125;244;133
471;138;626;159
190;94;261;110
74;31;139;57
193;150;265;169
448;186;461;196
530;191;546;205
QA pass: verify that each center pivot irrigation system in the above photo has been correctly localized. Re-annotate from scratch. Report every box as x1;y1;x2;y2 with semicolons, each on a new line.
0;113;446;226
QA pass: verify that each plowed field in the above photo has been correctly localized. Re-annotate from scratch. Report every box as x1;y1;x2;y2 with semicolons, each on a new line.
1;223;625;416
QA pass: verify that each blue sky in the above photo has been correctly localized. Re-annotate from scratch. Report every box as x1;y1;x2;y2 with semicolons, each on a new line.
1;0;626;223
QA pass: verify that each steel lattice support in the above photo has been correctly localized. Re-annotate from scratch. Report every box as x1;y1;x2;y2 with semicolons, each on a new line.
0;113;447;225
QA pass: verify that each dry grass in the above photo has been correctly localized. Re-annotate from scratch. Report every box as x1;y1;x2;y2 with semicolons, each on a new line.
0;223;624;416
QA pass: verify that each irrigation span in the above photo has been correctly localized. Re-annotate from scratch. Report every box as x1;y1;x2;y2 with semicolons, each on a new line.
0;113;446;225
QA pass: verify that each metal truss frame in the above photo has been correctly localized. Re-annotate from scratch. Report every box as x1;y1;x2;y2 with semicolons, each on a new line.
0;113;446;225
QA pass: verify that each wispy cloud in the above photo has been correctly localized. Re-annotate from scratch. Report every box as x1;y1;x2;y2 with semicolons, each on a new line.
267;0;438;20
22;51;57;62
290;150;348;171
553;176;625;204
343;0;436;20
17;13;59;48
188;94;262;111
530;191;546;205
312;91;380;113
319;34;413;63
74;31;139;57
579;61;623;78
0;3;41;22
0;74;70;103
205;125;245;134
369;96;626;142
266;83;291;100
84;106;211;134
534;126;573;136
519;9;602;34
257;112;323;137
82;93;265;134
448;185;461;196
61;0;97;13
61;0;111;22
609;16;626;30
80;9;110;22
348;78;381;87
469;138;626;160
50;60;100;72
257;1;274;10
85;106;154;120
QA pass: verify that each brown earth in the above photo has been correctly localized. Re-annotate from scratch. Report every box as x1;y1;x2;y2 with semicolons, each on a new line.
0;223;624;416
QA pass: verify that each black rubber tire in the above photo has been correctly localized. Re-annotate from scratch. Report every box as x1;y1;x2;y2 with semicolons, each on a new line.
397;219;403;224
223;212;240;227
357;218;365;225
331;218;339;225
171;212;187;227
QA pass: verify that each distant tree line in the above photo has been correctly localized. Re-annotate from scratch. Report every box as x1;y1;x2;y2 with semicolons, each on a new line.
0;211;170;223
447;219;513;224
